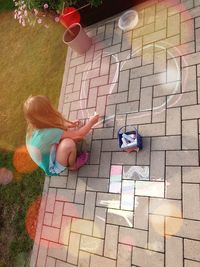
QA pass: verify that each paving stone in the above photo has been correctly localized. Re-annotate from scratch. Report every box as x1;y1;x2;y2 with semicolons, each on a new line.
112;152;136;165
142;73;166;87
70;56;85;67
59;216;71;245
149;198;182;217
135;181;164;197
154;82;181;97
181;20;195;44
87;178;109;192
183;184;200;220
67;67;76;85
184;239;200;262
113;26;122;45
90;255;116;267
102;139;120;151
67;172;78;189
128;78;141;101
144;5;155;25
98;83;118;97
121;180;134;210
167;13;180;37
42;226;59;243
75;178;87;204
154;50;166;73
46;257;55;267
150;151;165;181
113;114;126;138
143;29;166;45
121;31;132;51
155;35;180;51
118;70;130;92
120;56;142;71
71;99;87;111
196;17;200;28
67;233;80;265
136;137;151;165
44;212;53;226
104;44;121;56
182;119;198;149
168;41;195;59
90;75;108;88
132;247;164;267
119;226;147;248
46;188;56;213
100;56;110;76
107;91;128;105
182;51;200;67
104;224;118;259
96;192;120;209
63;202;83;218
76;62;92;74
183;167;200;183
56;260;75;267
107;209;134;227
99;152;111;177
184;260;200;267
52;201;63;228
132;23;154;39
182;66;197;92
166;107;181;135
37;240;48;267
165;236;183;267
93;207;106;238
48;242;67;262
151;136;181;150
83;191;96;220
50;176;67;188
166;151;199;166
167;57;181;83
165;167;182;199
130;64;153;79
139;87;152;111
96;95;107;116
168;0;193;16
123;166;149;180
134;196;149;230
109;62;119;83
142;45;154;65
155;8;167;31
127;111;151;125
139;123;165;136
80;235;103;255
90;140;102;164
56;189;74;202
165;217;200;239
148;214;164;252
92;51;103;68
73;73;82;92
117;244;132;267
87;87;97;108
105;21;114;39
182;104;200;119
78;165;99;177
93;128;113;140
78;251;90;267
132;37;143;58
71;218;93;235
82;68;99;81
167;92;197;108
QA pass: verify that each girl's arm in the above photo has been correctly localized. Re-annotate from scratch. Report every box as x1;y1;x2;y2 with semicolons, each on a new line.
61;114;99;140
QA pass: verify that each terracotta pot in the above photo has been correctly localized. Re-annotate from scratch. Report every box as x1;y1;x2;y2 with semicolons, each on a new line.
63;23;92;54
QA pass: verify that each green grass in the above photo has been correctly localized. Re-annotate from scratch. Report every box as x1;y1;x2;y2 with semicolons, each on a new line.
0;0;14;12
0;11;67;266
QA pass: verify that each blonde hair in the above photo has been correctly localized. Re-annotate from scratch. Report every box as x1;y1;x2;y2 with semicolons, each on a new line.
24;95;72;136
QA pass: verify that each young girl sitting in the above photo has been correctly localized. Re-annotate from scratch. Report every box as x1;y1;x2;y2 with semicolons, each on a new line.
24;95;99;176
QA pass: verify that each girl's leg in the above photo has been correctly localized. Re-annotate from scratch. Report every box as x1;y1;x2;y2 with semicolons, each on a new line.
56;138;77;169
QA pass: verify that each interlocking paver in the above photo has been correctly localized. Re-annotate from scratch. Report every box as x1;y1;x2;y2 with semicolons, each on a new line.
32;2;200;266
165;236;183;267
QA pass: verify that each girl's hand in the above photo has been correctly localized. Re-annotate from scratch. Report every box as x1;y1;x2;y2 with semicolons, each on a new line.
89;114;99;126
72;119;81;127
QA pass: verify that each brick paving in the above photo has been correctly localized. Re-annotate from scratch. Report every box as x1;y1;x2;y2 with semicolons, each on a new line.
30;0;200;266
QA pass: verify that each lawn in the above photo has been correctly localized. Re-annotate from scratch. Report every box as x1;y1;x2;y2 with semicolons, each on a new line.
0;4;67;266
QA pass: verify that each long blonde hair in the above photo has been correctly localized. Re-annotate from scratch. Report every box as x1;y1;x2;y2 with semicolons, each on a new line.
24;95;73;136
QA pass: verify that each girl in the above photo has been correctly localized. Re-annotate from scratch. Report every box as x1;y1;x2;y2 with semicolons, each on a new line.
24;95;99;176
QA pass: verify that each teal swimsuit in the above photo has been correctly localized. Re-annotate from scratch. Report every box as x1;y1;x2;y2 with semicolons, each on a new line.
26;128;66;176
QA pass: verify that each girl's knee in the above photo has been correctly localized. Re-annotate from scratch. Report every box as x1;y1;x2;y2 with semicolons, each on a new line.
59;138;76;151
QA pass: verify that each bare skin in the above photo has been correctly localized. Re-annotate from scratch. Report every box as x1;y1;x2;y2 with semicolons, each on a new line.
56;114;99;170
